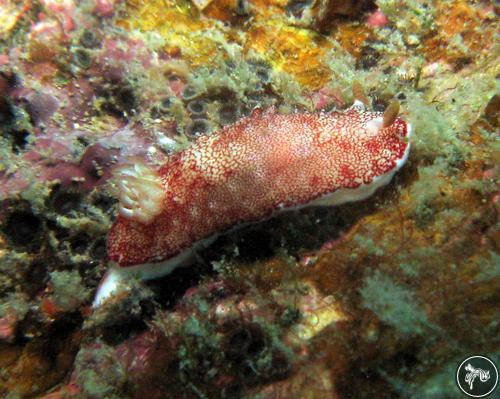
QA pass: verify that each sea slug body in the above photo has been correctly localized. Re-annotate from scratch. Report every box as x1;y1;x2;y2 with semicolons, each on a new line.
93;96;412;307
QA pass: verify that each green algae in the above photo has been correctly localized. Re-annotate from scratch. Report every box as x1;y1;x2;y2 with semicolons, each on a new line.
351;234;385;257
378;0;436;41
472;251;500;283
360;270;433;336
0;292;29;320
74;342;128;399
49;270;90;312
407;98;463;162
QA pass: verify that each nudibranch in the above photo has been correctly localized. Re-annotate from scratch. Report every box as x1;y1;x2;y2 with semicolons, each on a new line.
93;92;411;307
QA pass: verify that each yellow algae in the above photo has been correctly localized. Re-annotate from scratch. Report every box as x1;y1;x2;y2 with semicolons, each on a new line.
121;0;224;66
424;0;494;64
0;0;27;40
333;23;372;59
120;0;333;89
245;21;332;89
287;284;346;341
295;304;342;340
250;0;288;14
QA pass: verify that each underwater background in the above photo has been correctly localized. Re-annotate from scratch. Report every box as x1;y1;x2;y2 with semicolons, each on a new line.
0;0;498;398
